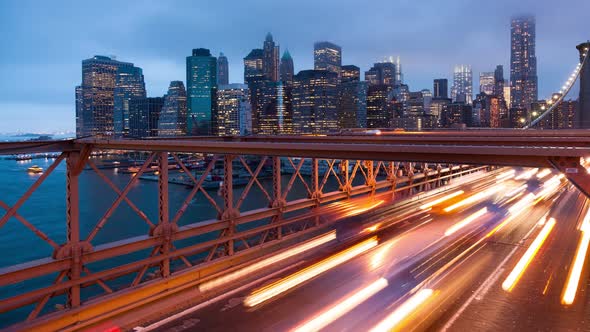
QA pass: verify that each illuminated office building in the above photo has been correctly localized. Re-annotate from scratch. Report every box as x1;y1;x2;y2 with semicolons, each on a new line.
77;55;141;137
292;70;338;134
510;15;538;110
314;41;342;77
158;81;187;136
114;65;146;137
216;84;251;136
365;62;396;87
451;65;473;104
341;65;360;84
479;72;495;95
366;84;393;128
186;48;217;135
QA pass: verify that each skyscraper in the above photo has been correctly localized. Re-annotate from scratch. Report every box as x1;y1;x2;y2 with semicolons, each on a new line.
341;65;360;83
158;81;187;136
186;48;217;135
493;65;505;96
366;84;393;128
128;97;164;138
280;50;294;85
216;84;251;136
76;55;139;137
314;41;342;77
479;72;495;95
263;33;280;81
217;52;229;86
510;15;538;110
365;62;396;87
113;65;146;136
575;42;590;128
433;79;448;98
244;49;265;82
292;70;338;134
338;65;364;128
451;65;473;104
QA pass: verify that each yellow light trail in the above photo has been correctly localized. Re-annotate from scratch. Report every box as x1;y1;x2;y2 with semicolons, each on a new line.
444;207;488;236
371;240;396;269
502;218;556;292
342;200;385;217
244;237;378;307
505;184;527;198
292;278;388;332
496;169;516;181
369;288;434;332
562;209;590;305
199;231;336;292
419;190;464;210
443;185;505;213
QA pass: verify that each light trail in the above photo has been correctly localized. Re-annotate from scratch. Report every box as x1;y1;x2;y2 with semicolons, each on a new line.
444;185;505;213
487;193;537;238
292;278;388;332
515;168;539;180
502;218;556;292
496;169;516;183
562;209;590;305
536;168;552;179
420;190;464;210
505;184;527;198
244;237;378;307
369;289;434;332
199;231;336;292
371;240;396;269
444;207;488;236
342;200;385;217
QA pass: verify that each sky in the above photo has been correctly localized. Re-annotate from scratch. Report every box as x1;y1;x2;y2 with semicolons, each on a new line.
1;0;589;133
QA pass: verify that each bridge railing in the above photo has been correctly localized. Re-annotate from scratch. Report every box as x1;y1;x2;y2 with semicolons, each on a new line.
0;141;485;330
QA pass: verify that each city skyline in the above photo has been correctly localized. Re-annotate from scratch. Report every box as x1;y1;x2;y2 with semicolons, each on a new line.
1;0;590;132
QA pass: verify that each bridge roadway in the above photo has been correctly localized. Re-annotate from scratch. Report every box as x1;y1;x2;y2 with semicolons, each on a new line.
126;167;589;332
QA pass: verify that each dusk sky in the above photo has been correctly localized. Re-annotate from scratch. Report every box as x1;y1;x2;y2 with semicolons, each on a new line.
1;0;589;133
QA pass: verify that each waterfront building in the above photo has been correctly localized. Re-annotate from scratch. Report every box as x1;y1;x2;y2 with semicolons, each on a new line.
76;55;140;137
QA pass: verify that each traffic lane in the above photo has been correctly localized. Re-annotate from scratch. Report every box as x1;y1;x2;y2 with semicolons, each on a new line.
152;191;531;332
423;188;586;332
150;170;540;328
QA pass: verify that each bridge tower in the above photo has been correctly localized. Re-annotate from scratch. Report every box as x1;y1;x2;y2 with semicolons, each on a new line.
575;42;590;128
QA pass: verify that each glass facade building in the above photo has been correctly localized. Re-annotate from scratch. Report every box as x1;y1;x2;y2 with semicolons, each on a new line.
158;81;187;137
433;79;448;98
77;55;138;137
510;15;538;110
129;97;164;138
263;33;280;81
114;65;146;136
186;48;217;135
280;50;294;85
